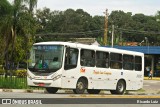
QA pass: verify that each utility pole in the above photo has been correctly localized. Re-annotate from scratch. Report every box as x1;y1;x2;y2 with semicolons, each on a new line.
103;9;108;46
111;24;114;47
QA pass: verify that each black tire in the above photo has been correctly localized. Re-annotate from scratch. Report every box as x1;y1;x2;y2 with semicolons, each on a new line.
87;89;101;94
73;79;86;94
110;80;126;95
46;87;58;94
110;90;116;94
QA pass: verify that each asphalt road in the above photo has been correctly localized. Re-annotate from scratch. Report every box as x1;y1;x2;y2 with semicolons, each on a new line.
143;80;160;91
0;80;160;107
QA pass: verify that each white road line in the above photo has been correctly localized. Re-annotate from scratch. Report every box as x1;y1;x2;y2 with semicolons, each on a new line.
143;85;150;86
149;81;159;83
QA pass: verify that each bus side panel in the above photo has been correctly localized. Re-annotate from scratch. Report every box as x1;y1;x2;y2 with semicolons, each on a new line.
87;68;117;90
125;56;144;90
125;71;142;90
61;68;79;89
122;70;143;90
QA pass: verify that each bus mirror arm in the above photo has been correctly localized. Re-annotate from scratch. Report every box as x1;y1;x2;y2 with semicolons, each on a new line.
65;46;70;57
65;46;70;66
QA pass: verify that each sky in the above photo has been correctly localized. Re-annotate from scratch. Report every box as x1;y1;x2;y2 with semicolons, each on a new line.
9;0;160;16
36;0;160;16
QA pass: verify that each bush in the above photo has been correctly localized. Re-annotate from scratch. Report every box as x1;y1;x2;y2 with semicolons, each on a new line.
0;69;5;75
0;65;3;69
15;69;27;77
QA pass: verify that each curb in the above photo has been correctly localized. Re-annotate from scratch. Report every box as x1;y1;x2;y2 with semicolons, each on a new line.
144;77;160;80
0;89;45;93
0;89;70;93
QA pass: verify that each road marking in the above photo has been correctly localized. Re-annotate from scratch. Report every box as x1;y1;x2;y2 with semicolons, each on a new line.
68;95;160;98
149;81;159;83
143;85;150;86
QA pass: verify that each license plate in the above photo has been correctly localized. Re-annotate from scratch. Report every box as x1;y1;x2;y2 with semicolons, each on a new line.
38;83;45;86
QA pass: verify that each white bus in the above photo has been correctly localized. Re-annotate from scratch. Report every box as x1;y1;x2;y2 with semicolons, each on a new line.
27;42;144;94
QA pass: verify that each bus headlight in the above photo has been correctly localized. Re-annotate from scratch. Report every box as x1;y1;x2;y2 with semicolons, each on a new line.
27;73;33;79
52;74;62;81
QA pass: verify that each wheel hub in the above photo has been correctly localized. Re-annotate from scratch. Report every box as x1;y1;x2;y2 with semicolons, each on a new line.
77;82;84;90
118;83;124;92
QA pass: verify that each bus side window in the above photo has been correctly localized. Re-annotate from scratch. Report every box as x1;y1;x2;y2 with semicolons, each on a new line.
110;53;122;69
135;56;142;71
96;51;109;68
80;49;95;67
123;55;134;70
64;48;79;70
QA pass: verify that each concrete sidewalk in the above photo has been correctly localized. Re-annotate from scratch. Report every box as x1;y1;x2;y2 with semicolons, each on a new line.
144;77;160;80
0;88;45;93
0;88;159;96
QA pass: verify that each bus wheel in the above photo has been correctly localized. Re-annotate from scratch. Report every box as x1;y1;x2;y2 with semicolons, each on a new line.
73;79;86;94
110;80;126;95
87;89;101;94
46;87;58;94
110;90;116;94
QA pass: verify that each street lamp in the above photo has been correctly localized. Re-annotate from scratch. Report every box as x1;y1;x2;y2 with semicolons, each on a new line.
111;25;114;47
139;40;144;46
145;37;148;46
145;37;149;54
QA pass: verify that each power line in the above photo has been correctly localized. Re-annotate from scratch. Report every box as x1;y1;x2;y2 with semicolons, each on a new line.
36;28;160;38
36;29;104;37
116;28;160;35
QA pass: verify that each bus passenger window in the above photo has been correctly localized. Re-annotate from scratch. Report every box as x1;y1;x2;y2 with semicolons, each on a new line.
110;53;122;69
123;55;134;70
96;51;109;68
80;49;95;67
135;56;142;71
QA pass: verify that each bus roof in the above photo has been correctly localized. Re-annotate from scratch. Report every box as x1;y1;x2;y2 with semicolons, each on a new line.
33;41;144;56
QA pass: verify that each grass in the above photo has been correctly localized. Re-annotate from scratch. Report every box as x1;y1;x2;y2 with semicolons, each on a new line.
157;91;160;94
135;88;146;92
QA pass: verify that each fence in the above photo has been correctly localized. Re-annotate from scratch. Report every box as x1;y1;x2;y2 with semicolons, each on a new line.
0;74;44;90
0;65;45;89
0;74;28;89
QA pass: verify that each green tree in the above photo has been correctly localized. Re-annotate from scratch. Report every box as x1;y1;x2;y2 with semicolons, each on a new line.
0;0;37;77
24;0;37;13
109;10;133;29
36;8;104;39
36;7;53;33
108;10;133;45
0;0;13;65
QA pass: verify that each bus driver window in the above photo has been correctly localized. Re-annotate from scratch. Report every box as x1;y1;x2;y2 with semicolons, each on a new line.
71;50;77;65
64;48;78;70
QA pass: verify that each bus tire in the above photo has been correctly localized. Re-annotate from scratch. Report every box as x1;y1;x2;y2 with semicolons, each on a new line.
110;80;126;95
110;90;116;94
87;89;101;94
46;87;58;94
73;79;86;94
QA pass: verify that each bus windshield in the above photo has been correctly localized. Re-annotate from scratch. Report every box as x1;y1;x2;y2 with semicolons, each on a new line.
28;45;64;73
